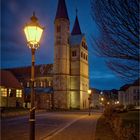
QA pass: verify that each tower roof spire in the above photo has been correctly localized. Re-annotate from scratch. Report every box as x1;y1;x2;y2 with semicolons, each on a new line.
71;9;82;35
55;0;69;21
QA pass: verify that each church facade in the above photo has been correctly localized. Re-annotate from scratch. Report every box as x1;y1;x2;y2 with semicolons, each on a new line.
53;0;89;109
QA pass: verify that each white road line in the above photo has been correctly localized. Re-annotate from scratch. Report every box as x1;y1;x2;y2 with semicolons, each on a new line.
42;115;87;140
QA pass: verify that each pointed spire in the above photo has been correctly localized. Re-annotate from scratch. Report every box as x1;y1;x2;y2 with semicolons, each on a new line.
71;9;82;35
55;0;69;21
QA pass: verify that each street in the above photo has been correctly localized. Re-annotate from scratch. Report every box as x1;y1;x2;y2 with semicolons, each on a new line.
1;111;102;140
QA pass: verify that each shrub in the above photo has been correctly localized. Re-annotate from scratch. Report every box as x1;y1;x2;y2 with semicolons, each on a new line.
103;106;138;140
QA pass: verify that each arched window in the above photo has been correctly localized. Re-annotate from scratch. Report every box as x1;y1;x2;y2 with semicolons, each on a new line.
81;52;83;58
72;51;77;57
83;53;85;59
86;55;88;61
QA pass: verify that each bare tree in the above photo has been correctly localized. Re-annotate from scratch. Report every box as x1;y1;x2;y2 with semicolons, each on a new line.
91;0;139;82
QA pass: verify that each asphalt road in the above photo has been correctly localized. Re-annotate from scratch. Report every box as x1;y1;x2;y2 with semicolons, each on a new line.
1;110;102;140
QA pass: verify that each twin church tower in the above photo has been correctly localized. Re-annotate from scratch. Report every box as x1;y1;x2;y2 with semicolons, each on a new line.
53;0;89;109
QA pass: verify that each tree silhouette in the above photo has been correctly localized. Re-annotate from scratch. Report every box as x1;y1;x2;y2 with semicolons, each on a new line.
91;0;139;82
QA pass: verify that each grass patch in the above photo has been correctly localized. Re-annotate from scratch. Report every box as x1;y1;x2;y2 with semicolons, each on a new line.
2;107;29;112
95;115;116;140
118;110;139;137
1;107;29;118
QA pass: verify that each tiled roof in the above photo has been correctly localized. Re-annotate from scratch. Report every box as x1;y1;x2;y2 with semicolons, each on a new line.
119;78;140;91
69;34;84;46
55;0;69;21
6;64;53;78
0;70;22;89
71;15;82;35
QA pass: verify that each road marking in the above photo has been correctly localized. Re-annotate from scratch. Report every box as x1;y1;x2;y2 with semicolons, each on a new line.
42;115;87;140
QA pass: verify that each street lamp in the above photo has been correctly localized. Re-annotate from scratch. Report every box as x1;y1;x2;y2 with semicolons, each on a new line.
88;89;91;116
101;97;104;101
24;12;44;140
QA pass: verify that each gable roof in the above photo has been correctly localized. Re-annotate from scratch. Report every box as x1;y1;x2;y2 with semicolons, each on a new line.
119;84;131;91
6;64;53;78
71;15;82;35
55;0;69;21
69;34;85;46
119;78;140;91
0;70;22;89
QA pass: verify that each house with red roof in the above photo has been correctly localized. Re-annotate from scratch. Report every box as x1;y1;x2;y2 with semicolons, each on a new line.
0;70;24;107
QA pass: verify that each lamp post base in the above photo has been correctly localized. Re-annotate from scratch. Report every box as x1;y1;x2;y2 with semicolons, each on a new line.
29;108;35;140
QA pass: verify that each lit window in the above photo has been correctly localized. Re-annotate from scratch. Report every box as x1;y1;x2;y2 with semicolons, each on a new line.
1;87;7;97
9;89;11;96
34;82;36;87
16;89;22;98
27;82;30;87
41;81;43;87
72;51;76;57
49;81;51;86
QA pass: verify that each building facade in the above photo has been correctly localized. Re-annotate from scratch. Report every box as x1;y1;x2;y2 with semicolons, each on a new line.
3;0;89;110
0;70;24;107
8;64;53;109
118;79;140;107
53;0;89;109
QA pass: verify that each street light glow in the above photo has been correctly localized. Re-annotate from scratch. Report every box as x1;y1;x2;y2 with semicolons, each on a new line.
88;89;91;95
24;26;43;46
117;101;119;104
101;97;104;101
24;12;44;49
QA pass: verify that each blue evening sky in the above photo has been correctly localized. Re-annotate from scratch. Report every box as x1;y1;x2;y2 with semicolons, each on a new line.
1;0;125;90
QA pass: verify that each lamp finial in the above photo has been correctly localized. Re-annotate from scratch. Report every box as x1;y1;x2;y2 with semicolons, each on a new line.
30;11;38;22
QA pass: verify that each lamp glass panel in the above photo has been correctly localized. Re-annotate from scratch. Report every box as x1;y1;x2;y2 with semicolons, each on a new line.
24;26;43;45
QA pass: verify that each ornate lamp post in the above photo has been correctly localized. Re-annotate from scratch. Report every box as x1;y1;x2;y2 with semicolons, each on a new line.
24;12;44;140
88;89;91;116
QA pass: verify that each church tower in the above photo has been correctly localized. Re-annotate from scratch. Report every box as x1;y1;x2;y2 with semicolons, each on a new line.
53;0;70;109
69;10;89;109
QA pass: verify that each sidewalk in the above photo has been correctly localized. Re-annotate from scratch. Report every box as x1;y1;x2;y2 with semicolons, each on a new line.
44;113;101;140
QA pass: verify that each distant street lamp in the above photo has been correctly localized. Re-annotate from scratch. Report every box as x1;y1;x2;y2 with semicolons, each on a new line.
88;89;91;116
101;97;104;101
24;12;44;140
